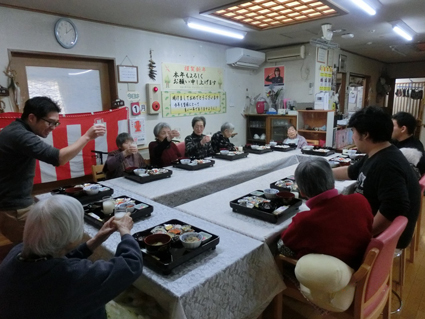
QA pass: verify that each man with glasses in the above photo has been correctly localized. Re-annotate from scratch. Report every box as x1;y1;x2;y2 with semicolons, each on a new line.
0;96;106;244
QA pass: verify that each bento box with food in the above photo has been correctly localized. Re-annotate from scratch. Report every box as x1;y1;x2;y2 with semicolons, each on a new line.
132;219;219;275
230;190;302;223
83;196;153;228
124;168;172;184
51;183;113;205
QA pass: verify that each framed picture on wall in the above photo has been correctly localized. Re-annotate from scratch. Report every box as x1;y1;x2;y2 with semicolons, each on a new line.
339;54;347;73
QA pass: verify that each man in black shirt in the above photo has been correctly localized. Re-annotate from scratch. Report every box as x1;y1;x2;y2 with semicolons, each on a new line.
333;106;420;249
392;111;425;175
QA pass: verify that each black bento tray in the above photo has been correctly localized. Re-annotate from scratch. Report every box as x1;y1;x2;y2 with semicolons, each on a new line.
83;196;153;229
173;159;215;170
271;144;297;152
270;175;296;192
51;183;113;205
213;151;249;161
230;190;302;224
328;155;351;166
132;219;220;275
243;147;273;154
124;169;172;184
301;148;335;156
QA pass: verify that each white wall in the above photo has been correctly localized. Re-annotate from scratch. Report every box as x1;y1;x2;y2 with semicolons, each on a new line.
0;7;390;157
0;7;256;155
253;44;316;107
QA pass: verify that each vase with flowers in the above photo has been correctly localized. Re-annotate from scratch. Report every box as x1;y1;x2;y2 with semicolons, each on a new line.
266;85;283;112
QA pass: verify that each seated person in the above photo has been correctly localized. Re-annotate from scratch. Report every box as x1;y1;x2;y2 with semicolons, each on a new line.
392;111;425;175
333;106;421;249
211;122;237;153
283;125;308;149
184;116;214;158
279;157;373;270
149;122;181;167
103;132;146;179
0;195;143;319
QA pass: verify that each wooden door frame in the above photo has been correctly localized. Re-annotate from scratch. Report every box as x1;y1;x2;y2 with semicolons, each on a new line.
8;50;118;112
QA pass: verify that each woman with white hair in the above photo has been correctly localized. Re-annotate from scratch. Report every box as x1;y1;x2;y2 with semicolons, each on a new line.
211;122;237;153
0;195;143;319
279;157;373;270
149;122;181;167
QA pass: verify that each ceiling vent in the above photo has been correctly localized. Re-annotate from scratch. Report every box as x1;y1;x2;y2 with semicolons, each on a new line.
266;45;306;62
226;48;265;68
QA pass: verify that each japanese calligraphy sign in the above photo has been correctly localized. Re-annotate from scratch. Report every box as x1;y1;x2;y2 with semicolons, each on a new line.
162;91;226;117
162;63;224;90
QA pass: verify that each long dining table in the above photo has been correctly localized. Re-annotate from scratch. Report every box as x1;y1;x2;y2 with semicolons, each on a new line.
99;149;300;207
36;149;356;319
83;188;285;319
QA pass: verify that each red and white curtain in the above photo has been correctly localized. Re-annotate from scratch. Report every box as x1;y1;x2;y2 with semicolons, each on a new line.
0;107;128;184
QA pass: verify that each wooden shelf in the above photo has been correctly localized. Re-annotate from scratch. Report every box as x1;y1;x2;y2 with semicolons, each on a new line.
298;129;326;134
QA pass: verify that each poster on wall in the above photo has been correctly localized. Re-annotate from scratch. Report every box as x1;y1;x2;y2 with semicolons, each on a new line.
162;63;224;90
319;66;333;91
161;91;226;118
264;66;284;86
129;117;146;145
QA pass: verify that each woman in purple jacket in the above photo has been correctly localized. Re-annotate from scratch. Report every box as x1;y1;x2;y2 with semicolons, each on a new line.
0;195;143;319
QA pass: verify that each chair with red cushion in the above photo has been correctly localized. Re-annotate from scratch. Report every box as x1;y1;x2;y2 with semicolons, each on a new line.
176;141;186;157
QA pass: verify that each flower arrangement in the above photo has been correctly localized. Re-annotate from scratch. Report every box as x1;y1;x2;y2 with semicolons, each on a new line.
266;85;283;107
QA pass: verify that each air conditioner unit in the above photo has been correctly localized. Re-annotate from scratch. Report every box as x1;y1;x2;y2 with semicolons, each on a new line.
226;48;265;69
266;45;306;62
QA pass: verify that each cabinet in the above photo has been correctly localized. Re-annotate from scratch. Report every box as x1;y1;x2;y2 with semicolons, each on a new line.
297;110;335;147
245;114;297;144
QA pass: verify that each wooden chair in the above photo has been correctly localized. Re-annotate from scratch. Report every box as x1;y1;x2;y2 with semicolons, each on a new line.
91;164;106;182
276;216;408;319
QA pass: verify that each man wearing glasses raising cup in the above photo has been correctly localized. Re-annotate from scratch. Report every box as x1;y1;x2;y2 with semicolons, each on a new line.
0;96;106;245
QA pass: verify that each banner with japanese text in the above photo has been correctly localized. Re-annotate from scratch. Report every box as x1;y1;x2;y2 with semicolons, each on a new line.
162;63;224;90
162;91;226;117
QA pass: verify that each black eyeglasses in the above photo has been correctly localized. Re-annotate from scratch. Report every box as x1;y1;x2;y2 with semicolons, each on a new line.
41;118;61;128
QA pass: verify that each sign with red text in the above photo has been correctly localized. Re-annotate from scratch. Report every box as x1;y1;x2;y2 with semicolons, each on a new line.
162;63;223;90
129;117;146;145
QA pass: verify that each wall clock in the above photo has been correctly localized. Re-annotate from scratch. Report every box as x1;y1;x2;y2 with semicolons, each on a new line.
54;18;78;49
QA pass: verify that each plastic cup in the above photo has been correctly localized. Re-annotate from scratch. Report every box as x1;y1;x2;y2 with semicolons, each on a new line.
102;196;115;215
114;212;126;220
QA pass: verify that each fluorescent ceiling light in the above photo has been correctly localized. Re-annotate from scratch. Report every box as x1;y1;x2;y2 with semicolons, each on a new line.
351;0;376;15
186;17;246;39
392;22;414;41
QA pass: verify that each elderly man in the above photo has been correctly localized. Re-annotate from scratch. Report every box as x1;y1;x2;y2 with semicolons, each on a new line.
211;122;237;153
0;195;143;319
333;106;420;249
0;96;106;243
392;111;425;175
280;157;373;269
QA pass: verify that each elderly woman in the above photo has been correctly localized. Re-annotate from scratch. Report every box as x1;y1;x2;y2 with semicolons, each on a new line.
279;157;373;269
0;195;142;319
283;125;308;149
149;122;181;167
103;132;146;179
184;116;214;158
211;122;237;153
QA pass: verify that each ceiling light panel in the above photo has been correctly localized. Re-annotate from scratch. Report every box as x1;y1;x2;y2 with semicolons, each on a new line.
203;0;346;30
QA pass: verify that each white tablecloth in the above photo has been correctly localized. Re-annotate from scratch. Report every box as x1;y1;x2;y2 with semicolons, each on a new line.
83;188;285;319
100;150;299;207
176;163;355;246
